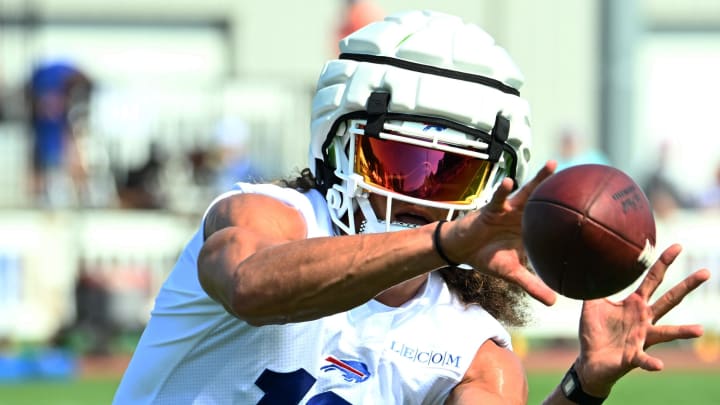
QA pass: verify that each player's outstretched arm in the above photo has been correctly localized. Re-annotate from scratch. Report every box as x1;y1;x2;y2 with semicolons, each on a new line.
198;192;453;325
541;244;710;404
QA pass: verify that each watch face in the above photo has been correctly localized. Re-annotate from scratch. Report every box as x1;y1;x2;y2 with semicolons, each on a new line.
562;371;577;396
561;367;607;405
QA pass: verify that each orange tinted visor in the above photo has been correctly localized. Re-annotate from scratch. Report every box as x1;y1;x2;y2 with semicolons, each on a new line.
354;136;494;204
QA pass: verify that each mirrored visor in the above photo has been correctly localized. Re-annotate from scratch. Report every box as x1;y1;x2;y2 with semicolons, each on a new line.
354;135;494;204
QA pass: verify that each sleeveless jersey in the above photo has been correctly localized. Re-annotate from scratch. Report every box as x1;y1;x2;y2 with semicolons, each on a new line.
113;183;512;405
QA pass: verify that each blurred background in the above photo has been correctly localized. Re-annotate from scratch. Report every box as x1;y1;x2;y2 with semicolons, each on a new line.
0;0;719;403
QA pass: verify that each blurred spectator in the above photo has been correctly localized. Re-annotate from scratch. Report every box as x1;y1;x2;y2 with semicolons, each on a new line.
0;85;5;122
25;60;93;207
645;181;683;220
70;264;114;355
642;140;694;219
334;0;384;54
115;142;166;209
210;117;262;191
186;144;214;188
696;160;720;210
0;66;6;122
555;126;610;172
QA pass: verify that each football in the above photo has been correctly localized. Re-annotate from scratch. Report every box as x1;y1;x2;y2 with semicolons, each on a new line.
522;164;656;299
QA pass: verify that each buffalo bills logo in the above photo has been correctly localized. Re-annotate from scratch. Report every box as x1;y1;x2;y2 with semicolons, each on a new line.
422;124;446;132
320;356;370;383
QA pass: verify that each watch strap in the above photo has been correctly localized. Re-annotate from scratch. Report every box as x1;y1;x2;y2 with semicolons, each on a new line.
561;364;607;405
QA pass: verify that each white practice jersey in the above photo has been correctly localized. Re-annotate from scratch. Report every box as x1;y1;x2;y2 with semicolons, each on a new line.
113;183;512;405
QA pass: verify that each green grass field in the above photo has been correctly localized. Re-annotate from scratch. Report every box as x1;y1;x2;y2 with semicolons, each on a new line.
527;370;720;404
0;370;718;404
0;378;119;405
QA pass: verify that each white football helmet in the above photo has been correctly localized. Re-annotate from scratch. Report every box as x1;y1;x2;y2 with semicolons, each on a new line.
309;10;532;235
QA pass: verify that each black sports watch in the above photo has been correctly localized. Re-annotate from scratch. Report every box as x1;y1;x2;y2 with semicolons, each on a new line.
561;364;607;405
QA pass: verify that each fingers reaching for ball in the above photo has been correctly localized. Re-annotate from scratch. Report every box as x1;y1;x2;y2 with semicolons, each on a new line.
486;160;557;213
634;244;711;315
645;324;705;348
512;160;557;203
650;268;710;323
633;351;665;372
511;266;558;306
633;243;710;349
485;177;516;212
635;244;682;300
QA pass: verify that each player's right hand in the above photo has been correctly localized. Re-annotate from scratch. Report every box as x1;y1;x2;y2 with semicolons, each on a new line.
442;160;558;306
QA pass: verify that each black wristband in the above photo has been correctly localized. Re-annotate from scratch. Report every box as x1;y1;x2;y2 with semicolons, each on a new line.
432;220;459;267
561;364;607;405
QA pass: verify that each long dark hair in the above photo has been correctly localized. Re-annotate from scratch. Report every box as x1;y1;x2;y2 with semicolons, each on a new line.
274;168;317;191
439;267;530;327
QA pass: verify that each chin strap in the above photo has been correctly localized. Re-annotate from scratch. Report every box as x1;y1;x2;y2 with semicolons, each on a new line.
488;111;510;162
365;91;391;137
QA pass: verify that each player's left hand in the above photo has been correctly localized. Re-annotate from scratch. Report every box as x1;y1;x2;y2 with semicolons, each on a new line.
573;243;710;397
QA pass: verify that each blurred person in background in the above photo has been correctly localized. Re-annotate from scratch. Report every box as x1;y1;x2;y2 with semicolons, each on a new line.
642;140;696;219
25;59;93;207
696;160;720;210
114;11;710;404
53;264;114;355
334;0;384;55
554;126;610;172
115;142;167;209
210;116;263;191
0;70;5;122
182;117;263;201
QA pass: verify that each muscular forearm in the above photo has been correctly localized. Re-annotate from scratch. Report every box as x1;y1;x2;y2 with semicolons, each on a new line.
541;386;575;405
199;223;446;325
